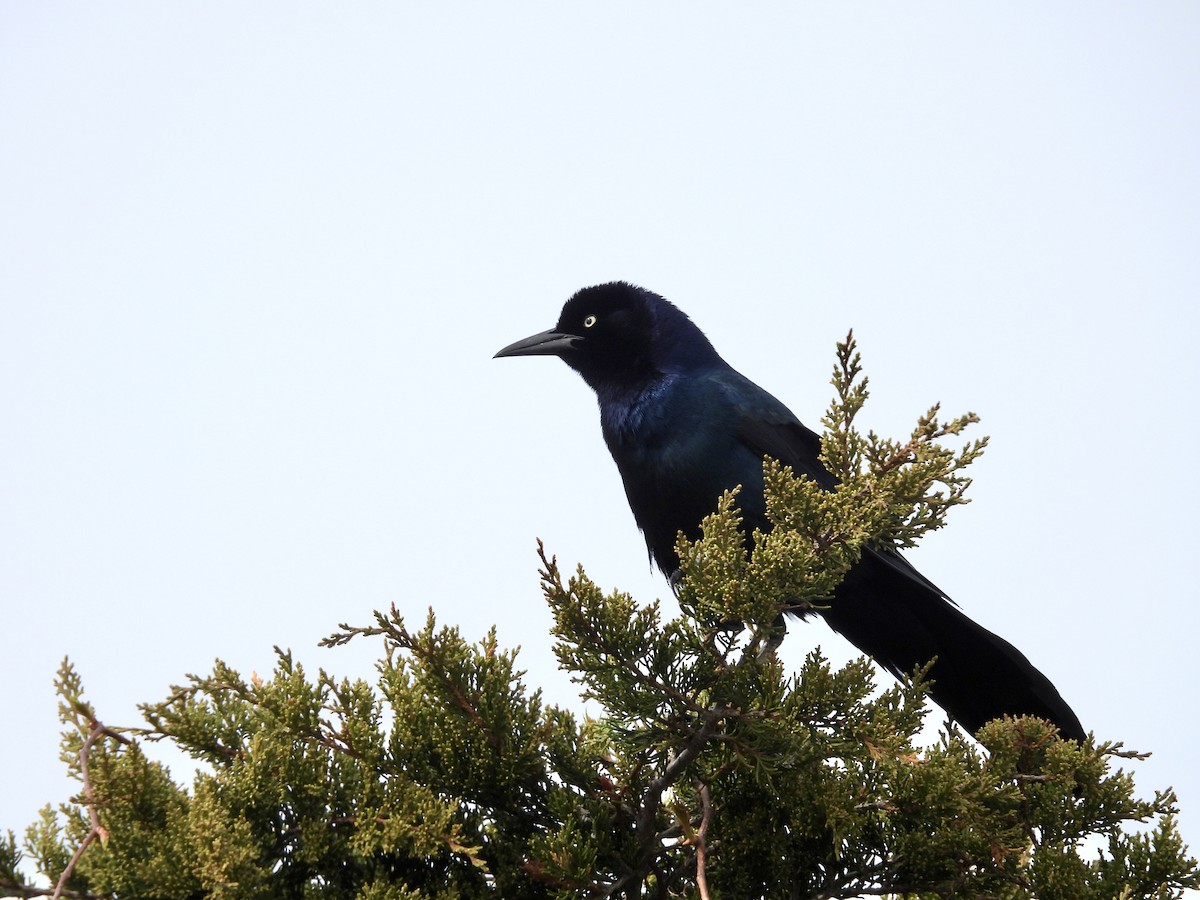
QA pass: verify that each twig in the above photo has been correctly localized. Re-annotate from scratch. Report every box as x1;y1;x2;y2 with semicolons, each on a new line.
0;878;100;899
693;779;713;900
53;717;129;900
608;707;728;897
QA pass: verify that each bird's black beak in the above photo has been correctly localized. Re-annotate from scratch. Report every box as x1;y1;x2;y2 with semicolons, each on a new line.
494;328;581;359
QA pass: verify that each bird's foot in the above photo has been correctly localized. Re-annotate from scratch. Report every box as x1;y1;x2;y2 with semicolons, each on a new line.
755;613;788;660
667;568;684;598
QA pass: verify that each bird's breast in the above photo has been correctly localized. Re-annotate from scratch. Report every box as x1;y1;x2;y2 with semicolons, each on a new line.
599;376;711;467
596;375;765;571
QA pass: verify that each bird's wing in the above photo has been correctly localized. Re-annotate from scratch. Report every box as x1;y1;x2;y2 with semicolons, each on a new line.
719;369;949;599
736;413;836;490
711;369;835;490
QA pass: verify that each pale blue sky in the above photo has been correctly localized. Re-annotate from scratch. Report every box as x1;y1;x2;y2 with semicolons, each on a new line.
3;3;1198;884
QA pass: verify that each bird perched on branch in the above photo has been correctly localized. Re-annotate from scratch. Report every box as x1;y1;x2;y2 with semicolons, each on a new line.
495;281;1084;741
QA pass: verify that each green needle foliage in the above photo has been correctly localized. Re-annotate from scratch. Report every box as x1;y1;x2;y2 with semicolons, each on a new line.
3;334;1195;898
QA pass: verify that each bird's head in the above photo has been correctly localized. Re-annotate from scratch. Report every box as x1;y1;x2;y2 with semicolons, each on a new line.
495;281;721;391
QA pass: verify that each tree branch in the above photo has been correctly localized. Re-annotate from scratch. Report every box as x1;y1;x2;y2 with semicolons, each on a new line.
53;716;129;900
693;779;713;900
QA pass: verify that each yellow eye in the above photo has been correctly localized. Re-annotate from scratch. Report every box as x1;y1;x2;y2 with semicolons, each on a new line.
583;315;597;328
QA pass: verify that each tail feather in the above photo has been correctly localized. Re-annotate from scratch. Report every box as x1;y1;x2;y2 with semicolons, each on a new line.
817;547;1085;741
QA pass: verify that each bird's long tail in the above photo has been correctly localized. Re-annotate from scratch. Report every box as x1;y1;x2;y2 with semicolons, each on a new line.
815;547;1085;741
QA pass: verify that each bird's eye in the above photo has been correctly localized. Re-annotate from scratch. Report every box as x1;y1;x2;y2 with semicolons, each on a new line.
583;315;597;328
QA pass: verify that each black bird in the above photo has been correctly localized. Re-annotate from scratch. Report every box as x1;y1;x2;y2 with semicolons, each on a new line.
496;281;1085;741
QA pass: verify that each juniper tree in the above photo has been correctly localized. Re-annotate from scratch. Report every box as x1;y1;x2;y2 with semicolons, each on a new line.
3;334;1195;898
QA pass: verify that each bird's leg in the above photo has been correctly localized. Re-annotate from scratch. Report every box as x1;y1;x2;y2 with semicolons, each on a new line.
670;568;757;664
740;612;788;664
757;613;788;659
667;568;685;598
670;568;792;665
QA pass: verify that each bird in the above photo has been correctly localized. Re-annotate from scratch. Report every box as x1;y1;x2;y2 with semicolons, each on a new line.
495;281;1085;741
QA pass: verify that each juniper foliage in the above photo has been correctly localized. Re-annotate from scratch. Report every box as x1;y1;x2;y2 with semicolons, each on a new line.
3;335;1194;898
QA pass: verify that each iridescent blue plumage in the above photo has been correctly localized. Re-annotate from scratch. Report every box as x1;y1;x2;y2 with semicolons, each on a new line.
496;281;1084;741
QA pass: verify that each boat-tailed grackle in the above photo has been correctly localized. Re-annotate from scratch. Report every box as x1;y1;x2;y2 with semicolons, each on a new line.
496;281;1085;741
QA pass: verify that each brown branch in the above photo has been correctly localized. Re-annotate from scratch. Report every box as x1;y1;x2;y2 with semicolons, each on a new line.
608;707;728;897
693;779;713;900
0;878;102;899
52;717;129;900
444;681;501;749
